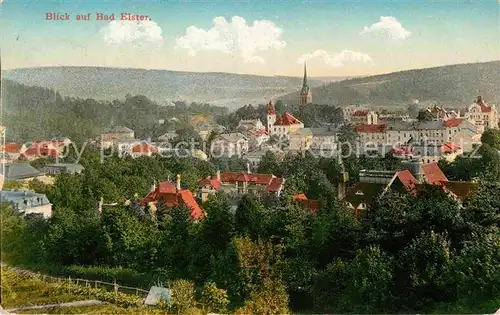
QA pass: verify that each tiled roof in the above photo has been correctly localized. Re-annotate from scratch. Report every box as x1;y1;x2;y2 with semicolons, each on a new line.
22;148;59;158
396;169;418;191
443;118;462;128
392;145;413;156
131;143;158;153
355;124;387;133
215;172;274;185
274;112;302;126
2;143;21;153
139;181;204;220
1;163;44;180
267;177;284;192
249;129;269;136
440;143;461;153
293;193;319;212
198;178;222;190
422;162;448;185
344;182;386;209
352;109;369;116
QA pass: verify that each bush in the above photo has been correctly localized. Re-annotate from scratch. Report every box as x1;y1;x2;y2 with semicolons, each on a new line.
169;279;198;314
201;281;229;313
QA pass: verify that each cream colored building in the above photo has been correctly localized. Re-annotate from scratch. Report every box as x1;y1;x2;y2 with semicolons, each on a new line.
464;96;498;132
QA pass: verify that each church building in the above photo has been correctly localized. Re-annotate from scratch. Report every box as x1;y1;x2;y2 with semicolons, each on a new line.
266;101;304;139
300;63;312;105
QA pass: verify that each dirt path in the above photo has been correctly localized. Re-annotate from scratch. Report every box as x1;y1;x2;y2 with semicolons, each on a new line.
5;299;106;311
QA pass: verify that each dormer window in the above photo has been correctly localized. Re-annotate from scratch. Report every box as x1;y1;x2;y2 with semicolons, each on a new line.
355;190;364;195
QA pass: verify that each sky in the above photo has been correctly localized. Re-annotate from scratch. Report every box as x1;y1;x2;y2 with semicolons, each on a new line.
1;0;499;77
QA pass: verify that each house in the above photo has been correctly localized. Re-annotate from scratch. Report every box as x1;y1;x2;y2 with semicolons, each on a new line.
392;142;463;164
238;119;265;132
138;175;204;220
310;126;339;151
289;128;313;151
343;160;477;214
130;143;158;158
196;168;286;202
100;126;135;149
426;104;460;121
244;146;284;167
246;129;270;149
1;143;23;163
211;133;249;158
355;124;387;148
40;163;85;175
1;163;45;181
0;190;52;218
350;109;379;125
266;101;304;139
464;96;499;132
294;193;320;213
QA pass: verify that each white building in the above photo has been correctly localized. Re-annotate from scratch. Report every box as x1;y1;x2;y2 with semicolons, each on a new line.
211;133;249;158
266;101;304;139
464;96;499;132
0;190;52;218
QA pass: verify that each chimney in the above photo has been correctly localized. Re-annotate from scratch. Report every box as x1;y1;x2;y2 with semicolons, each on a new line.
151;180;156;192
216;170;221;181
176;174;181;191
247;162;251;174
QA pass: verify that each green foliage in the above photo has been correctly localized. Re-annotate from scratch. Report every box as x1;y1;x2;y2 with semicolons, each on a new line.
168;279;198;314
481;128;500;149
200;282;230;313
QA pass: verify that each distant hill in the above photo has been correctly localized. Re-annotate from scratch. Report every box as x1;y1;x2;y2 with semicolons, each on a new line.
1;66;331;109
281;61;500;107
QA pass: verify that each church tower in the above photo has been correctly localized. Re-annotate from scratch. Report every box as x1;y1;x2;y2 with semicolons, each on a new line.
267;100;276;133
300;62;312;105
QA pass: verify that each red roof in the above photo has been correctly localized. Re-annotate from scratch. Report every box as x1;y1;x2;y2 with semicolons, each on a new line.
250;129;269;136
352;109;369;116
355;124;386;133
396;170;418;193
392;145;413;156
198;178;222;190
274;112;302;126
441;142;461;154
443;118;462;128
22;147;59;158
139;181;204;220
476;97;492;113
215;172;274;185
294;193;319;212
158;181;177;194
267;101;276;115
422;162;448;185
2;143;21;153
267;177;284;192
131;143;157;153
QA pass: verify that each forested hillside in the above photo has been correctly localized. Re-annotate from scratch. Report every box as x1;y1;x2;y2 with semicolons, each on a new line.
2;67;325;108
281;61;500;106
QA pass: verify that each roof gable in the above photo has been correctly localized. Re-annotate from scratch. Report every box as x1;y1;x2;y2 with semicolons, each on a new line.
274;112;302;126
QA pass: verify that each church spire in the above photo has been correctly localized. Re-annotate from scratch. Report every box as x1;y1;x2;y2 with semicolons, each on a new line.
302;62;307;87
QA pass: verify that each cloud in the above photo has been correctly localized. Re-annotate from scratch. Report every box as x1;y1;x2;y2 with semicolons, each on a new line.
101;20;163;45
297;49;373;68
175;16;286;64
360;16;411;41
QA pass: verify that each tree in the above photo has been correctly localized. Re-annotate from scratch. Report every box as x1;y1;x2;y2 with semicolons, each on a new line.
417;110;433;122
481;128;500;150
168;279;199;314
408;104;420;119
